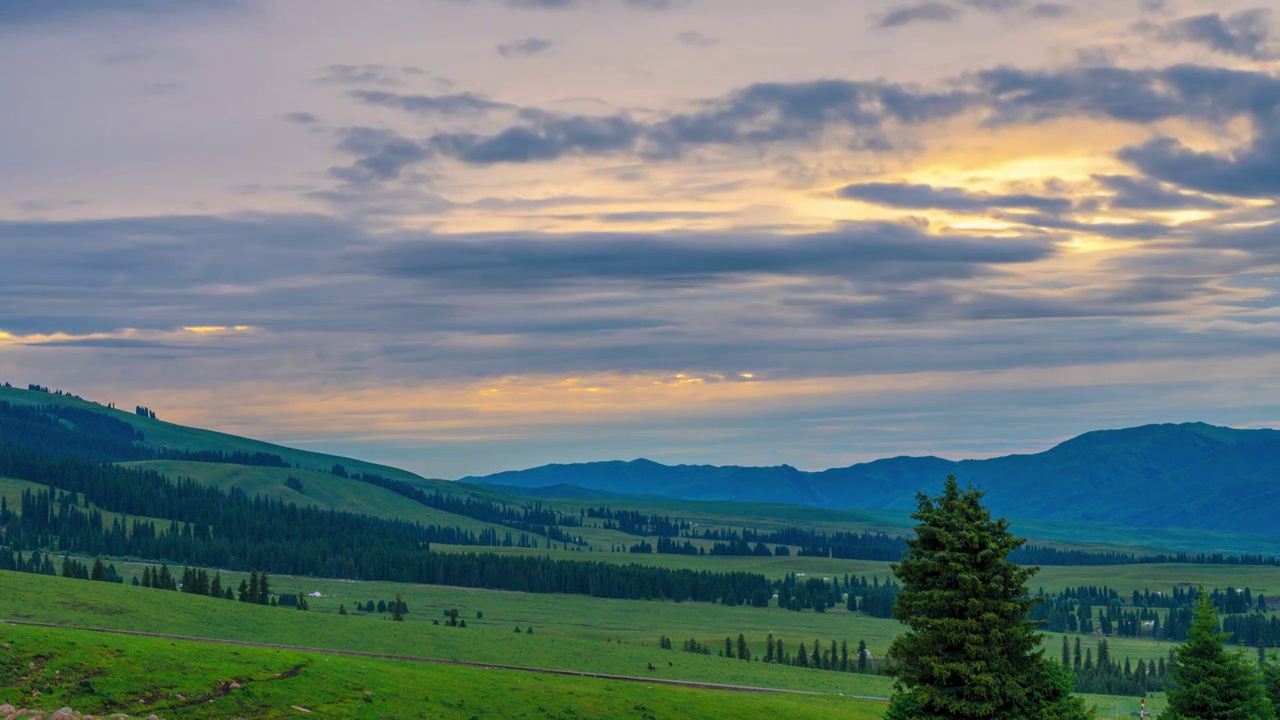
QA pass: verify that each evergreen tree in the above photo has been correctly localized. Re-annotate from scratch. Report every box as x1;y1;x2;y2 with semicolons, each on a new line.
1161;593;1274;720
393;594;405;622
884;476;1090;720
1062;635;1070;667
736;633;749;661
1263;652;1280;713
210;573;222;598
339;604;348;616
765;633;775;663
247;570;259;603
857;640;869;674
258;572;271;604
90;556;106;582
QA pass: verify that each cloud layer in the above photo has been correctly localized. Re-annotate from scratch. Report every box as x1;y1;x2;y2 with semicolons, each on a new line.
3;0;1279;477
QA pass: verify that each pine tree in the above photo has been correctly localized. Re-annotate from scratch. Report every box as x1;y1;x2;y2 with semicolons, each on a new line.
736;633;749;661
1162;593;1274;720
884;476;1090;720
90;557;106;582
765;633;775;663
247;570;259;603
393;594;405;622
1263;652;1280;712
857;640;869;674
1062;635;1070;667
257;572;271;605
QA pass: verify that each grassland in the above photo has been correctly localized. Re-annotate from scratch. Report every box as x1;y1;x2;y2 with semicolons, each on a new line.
0;622;889;719
0;385;422;483
120;461;516;537
0;570;898;698
0;570;1193;717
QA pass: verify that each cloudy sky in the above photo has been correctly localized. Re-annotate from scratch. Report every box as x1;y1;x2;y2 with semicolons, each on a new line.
3;0;1279;478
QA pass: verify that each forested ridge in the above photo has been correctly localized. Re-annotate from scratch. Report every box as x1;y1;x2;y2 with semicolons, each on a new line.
0;441;770;603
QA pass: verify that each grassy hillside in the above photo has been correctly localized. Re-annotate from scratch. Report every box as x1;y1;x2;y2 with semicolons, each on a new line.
0;385;424;482
121;461;519;538
0;568;1183;717
0;622;888;719
0;570;897;698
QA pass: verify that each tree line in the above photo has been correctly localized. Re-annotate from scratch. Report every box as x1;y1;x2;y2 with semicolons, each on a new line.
0;442;771;605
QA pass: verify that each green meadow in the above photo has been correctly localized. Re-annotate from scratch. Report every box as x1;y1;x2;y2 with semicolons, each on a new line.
0;622;888;719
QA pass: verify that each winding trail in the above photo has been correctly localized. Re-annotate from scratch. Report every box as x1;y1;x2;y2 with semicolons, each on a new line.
0;618;890;702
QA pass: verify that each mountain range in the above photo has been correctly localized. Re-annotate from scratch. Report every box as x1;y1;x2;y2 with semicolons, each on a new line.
467;422;1280;535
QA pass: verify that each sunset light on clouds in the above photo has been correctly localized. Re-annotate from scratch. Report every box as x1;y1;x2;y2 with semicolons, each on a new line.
2;0;1279;477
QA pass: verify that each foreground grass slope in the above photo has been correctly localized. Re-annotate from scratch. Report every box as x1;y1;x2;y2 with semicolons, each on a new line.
0;623;887;719
0;570;897;698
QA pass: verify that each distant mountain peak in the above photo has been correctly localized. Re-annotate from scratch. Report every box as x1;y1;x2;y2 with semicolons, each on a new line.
469;422;1280;535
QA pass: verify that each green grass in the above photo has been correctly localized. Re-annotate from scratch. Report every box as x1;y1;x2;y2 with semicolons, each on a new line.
120;461;517;538
0;570;898;698
0;385;423;483
0;623;888;719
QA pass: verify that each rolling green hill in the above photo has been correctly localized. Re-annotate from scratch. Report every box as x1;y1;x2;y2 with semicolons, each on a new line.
0;385;424;482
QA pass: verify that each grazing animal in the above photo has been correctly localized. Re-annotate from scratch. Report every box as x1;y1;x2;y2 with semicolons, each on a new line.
646;663;656;672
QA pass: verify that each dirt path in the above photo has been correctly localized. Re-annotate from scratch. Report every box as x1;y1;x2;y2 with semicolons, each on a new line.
0;618;890;702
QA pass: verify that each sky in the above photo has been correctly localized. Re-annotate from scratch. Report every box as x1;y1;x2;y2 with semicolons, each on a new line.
2;0;1279;479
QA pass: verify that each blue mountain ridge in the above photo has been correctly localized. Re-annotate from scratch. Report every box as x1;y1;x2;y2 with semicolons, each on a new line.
464;423;1280;535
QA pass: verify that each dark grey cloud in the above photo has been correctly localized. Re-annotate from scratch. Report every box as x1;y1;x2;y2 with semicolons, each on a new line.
876;3;962;28
330;128;432;184
362;223;1054;289
994;212;1175;240
1027;3;1070;19
283;112;320;125
1145;9;1276;60
977;64;1280;198
334;62;1280;200
795;280;1205;323
960;0;1022;11
497;37;554;58
838;182;1072;213
350;90;512;115
0;0;239;27
677;30;718;47
1092;175;1230;211
427;114;644;164
1119;132;1280;199
318;65;425;86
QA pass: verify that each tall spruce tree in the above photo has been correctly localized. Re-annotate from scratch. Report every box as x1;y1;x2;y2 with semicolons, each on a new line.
1161;593;1274;720
1263;652;1280;713
884;476;1090;720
